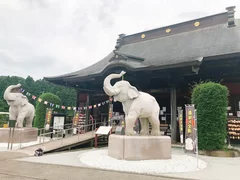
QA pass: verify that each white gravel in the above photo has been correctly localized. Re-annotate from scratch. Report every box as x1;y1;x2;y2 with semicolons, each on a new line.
79;149;207;174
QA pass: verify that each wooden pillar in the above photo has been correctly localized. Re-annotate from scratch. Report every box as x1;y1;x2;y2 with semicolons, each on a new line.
76;91;80;109
170;87;177;143
85;93;90;132
86;93;90;122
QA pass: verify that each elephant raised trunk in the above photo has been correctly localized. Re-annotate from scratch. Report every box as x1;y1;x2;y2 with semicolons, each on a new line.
3;84;22;101
103;71;126;96
3;84;35;128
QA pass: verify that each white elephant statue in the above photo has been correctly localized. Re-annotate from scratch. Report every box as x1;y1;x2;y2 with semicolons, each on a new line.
3;84;35;128
103;71;161;136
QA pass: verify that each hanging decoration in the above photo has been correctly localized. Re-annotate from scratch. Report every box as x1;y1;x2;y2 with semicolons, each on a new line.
20;88;110;111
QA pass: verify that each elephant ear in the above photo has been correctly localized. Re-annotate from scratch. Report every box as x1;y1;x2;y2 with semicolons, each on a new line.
128;85;140;99
21;95;29;106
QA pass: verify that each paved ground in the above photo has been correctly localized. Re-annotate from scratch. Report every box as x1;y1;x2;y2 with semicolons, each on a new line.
2;146;240;180
0;151;187;180
16;147;240;180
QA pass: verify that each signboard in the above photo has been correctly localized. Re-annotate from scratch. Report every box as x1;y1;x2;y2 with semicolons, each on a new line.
73;111;80;126
45;108;53;129
162;107;166;112
95;126;112;135
178;108;184;144
53;116;65;129
237;111;240;117
185;105;196;152
8;120;16;128
115;126;125;135
111;114;124;121
228;118;240;139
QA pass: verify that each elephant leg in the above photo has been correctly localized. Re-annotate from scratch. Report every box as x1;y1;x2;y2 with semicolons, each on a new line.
25;116;33;127
149;115;161;136
9;114;17;121
16;117;25;128
16;112;27;128
9;107;17;120
139;118;149;135
125;114;138;136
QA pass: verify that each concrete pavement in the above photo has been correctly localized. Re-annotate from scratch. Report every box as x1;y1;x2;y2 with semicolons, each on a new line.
0;151;188;180
2;147;240;180
16;147;240;180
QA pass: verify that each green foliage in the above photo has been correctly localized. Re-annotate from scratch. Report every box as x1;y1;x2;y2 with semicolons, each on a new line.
0;113;9;127
34;93;61;129
0;99;8;112
191;81;229;151
0;75;77;128
0;75;77;113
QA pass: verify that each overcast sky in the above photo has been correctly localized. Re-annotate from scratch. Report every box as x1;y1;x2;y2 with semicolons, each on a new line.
0;0;240;80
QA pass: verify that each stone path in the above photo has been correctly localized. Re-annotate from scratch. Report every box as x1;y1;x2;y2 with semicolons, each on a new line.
0;151;185;180
165;152;240;180
3;144;240;180
17;147;240;180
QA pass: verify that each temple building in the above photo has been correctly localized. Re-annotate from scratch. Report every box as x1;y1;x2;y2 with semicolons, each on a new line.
45;6;240;143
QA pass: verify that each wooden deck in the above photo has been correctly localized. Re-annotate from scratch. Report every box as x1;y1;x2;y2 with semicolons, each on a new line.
17;131;101;155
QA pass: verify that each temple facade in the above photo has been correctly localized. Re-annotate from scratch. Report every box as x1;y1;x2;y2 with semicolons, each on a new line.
45;6;240;143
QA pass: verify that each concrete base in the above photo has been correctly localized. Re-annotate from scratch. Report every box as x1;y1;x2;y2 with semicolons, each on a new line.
108;134;171;160
0;127;38;143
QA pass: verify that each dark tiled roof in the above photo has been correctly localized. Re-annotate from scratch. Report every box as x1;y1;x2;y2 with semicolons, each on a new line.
45;9;240;82
120;23;240;67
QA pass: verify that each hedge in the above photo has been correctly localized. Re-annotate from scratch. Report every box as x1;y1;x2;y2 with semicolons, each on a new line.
191;82;229;150
34;93;61;129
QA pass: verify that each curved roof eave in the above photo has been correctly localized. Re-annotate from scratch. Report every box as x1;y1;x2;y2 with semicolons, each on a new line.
62;58;202;82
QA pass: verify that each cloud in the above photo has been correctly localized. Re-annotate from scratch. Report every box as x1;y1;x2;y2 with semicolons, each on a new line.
178;11;209;20
0;0;240;80
0;50;18;63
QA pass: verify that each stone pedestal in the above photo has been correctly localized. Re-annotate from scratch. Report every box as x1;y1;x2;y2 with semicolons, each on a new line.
0;127;38;143
108;134;171;160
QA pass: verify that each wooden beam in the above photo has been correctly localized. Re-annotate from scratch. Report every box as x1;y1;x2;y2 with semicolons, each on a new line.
76;91;80;108
170;87;177;143
85;93;90;132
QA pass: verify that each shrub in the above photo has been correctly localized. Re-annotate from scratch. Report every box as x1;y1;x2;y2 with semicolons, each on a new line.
34;93;61;129
191;81;229;150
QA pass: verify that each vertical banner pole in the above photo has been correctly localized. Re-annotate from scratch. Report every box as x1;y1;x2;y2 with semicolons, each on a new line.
73;110;80;135
95;134;98;148
177;107;184;144
10;127;15;150
108;97;113;127
184;104;195;153
7;128;12;150
194;109;199;168
44;108;53;131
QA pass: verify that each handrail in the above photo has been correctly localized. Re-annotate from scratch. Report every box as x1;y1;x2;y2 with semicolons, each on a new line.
37;122;75;132
14;121;113;149
38;121;105;147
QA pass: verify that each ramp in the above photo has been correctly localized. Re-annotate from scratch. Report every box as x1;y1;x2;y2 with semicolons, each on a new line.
17;131;102;155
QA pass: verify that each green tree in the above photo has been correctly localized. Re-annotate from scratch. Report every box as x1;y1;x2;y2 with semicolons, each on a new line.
191;82;229;150
0;99;8;112
0;76;76;105
34;93;61;129
0;75;77;118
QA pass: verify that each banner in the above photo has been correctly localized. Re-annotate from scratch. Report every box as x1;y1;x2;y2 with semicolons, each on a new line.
193;109;198;154
178;108;184;144
73;111;80;126
20;88;110;111
45;108;53;130
185;104;196;152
